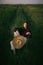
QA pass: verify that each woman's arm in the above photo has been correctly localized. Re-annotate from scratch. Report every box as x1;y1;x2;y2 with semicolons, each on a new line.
26;32;31;35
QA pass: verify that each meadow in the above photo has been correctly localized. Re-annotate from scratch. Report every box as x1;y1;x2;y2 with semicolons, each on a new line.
0;5;43;65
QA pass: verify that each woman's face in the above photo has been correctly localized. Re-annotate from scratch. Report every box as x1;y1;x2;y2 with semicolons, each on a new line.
23;22;27;29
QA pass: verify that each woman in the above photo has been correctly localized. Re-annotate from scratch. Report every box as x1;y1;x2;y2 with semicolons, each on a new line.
10;21;31;53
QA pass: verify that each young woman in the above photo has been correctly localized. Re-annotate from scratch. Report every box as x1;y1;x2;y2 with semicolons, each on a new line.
10;21;31;53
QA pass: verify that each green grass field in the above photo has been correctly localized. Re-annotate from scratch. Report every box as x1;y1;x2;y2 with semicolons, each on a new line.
0;5;43;65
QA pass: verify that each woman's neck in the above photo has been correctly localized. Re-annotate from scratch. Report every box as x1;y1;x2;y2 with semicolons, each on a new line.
24;27;27;29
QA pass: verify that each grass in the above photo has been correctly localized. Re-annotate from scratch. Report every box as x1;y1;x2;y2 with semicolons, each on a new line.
0;5;43;65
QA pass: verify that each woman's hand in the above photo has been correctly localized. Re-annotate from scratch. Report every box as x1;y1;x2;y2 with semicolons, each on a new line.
26;32;31;35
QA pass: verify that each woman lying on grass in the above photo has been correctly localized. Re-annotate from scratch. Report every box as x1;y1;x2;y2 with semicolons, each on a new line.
10;21;31;53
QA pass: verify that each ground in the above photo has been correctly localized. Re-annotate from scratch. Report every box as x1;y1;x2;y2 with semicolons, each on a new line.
0;5;43;65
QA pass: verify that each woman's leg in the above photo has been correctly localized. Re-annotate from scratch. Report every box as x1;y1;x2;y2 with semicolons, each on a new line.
10;41;16;54
23;37;27;45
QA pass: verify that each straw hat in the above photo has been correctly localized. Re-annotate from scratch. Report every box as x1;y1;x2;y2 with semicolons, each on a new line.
12;35;24;49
